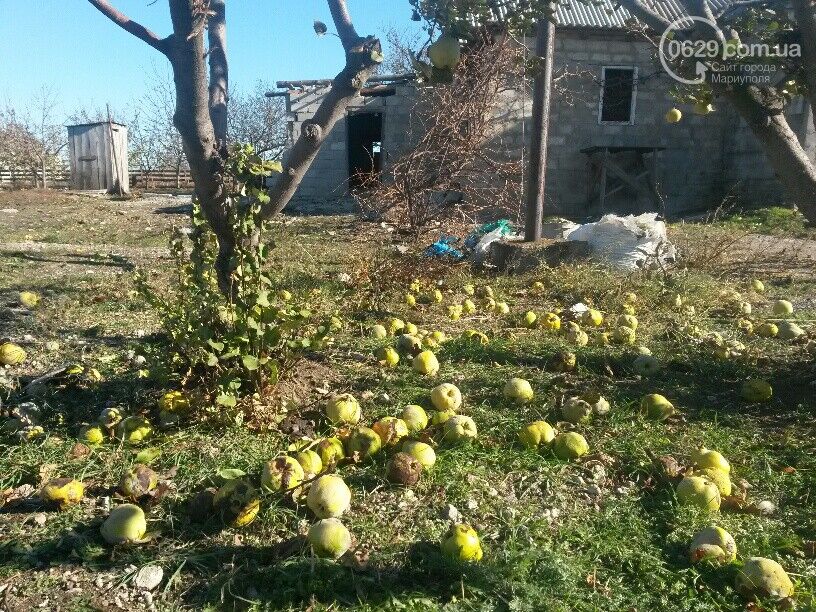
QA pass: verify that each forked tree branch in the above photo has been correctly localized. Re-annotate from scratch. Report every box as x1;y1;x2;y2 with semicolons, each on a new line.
327;0;362;51
261;0;382;218
86;0;170;55
207;0;229;146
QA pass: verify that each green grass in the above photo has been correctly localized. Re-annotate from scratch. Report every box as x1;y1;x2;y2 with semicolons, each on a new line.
712;206;814;238
1;193;815;611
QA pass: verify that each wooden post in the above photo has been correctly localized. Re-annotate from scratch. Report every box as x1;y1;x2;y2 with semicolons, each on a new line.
599;148;608;213
524;19;556;242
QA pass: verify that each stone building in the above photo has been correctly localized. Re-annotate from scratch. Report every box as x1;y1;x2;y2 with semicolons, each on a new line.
275;0;815;219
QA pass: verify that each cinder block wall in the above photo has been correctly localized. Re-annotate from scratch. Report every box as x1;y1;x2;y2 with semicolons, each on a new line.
282;29;813;217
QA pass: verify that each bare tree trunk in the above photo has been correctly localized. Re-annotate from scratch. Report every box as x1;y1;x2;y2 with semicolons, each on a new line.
41;154;47;189
261;12;382;218
88;0;379;289
208;0;228;148
166;0;233;293
722;85;816;221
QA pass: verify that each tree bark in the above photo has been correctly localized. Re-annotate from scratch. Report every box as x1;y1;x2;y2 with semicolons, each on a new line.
722;85;816;221
166;0;233;293
88;0;380;288
261;1;382;218
208;0;229;148
792;0;816;115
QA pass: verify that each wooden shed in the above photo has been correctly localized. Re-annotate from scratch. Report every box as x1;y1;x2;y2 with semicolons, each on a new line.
67;121;129;193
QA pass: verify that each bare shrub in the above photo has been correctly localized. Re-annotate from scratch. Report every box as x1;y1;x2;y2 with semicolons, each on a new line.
357;33;526;235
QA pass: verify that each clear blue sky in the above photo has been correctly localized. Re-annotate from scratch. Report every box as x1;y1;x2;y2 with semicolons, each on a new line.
0;1;419;122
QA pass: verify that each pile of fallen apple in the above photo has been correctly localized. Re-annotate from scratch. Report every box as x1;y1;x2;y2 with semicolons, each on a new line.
3;277;811;603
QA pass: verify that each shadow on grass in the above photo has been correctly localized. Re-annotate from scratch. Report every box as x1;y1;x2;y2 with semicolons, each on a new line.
153;204;192;215
1;520;511;610
1;251;137;271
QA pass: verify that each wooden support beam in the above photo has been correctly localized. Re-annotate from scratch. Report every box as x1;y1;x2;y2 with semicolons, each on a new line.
524;19;556;242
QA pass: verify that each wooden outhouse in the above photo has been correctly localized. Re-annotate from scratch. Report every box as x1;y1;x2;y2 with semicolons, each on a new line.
67;121;129;193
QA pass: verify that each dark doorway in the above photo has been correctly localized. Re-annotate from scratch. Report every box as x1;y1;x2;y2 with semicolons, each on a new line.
347;111;383;189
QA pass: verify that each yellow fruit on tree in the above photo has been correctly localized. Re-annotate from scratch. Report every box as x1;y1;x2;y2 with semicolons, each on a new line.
665;108;683;123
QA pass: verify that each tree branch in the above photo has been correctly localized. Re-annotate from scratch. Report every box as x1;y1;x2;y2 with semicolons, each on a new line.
208;0;229;147
86;0;170;54
616;0;674;33
261;1;382;218
327;0;362;51
791;0;816;114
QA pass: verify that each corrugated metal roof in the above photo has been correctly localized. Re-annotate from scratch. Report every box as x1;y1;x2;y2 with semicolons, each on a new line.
485;0;733;30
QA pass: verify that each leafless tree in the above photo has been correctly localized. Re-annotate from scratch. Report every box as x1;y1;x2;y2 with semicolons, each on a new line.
228;81;288;160
128;108;167;189
381;27;423;75
87;0;383;293
0;88;66;188
139;67;188;188
358;33;526;233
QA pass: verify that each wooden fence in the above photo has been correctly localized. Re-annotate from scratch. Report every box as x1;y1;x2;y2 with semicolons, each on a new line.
0;167;194;190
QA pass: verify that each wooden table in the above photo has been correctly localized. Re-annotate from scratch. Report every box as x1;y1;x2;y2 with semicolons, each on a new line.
581;145;665;213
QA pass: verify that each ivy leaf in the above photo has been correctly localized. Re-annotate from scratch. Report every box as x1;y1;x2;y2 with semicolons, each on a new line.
207;339;225;352
217;468;246;481
256;291;270;308
216;394;237;407
205;353;219;367
135;448;162;465
313;20;328;36
242;355;260;371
